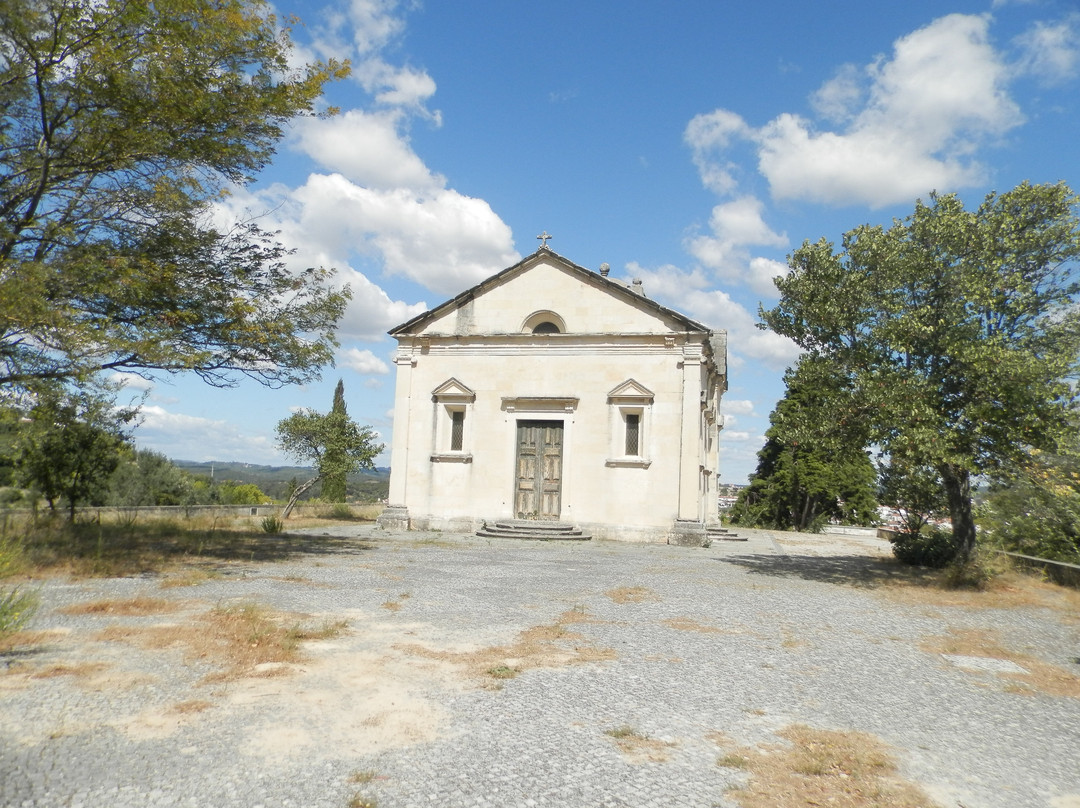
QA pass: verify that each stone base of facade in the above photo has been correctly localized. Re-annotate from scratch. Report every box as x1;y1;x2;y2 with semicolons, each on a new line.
668;519;709;547
376;504;411;531
408;514;485;533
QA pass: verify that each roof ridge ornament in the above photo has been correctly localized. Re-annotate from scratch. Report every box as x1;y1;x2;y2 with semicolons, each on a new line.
536;230;553;249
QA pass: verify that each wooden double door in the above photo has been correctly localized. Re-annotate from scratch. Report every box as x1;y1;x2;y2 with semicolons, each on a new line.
515;420;563;520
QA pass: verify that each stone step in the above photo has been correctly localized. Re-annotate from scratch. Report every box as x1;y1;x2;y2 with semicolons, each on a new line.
707;526;747;542
476;520;591;541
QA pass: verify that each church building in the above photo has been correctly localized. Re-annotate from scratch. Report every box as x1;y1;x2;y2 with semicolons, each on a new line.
377;242;727;545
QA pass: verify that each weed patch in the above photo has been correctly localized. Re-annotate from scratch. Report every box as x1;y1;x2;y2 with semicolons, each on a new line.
605;586;659;604
10;512;374;580
921;628;1080;698
717;725;936;808
662;616;726;633
160;567;223;588
91;600;349;681
380;593;411;612
30;661;109;679
398;608;614;685
59;596;185;616
170;699;213;714
603;724;677;763
874;563;1080;617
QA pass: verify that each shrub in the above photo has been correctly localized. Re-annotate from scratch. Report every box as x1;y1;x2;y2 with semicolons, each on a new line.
261;515;284;535
0;533;37;636
0;587;38;636
889;527;960;568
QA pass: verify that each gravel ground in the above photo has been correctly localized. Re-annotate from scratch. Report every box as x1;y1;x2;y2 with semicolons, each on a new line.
2;524;1078;808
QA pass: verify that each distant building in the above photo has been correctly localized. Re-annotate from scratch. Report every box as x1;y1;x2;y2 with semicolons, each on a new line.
377;245;727;545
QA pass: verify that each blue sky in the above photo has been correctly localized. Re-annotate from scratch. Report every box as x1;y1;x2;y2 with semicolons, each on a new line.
119;0;1080;484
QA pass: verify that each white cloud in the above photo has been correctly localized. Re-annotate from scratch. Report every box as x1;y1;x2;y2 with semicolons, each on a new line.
810;64;864;124
747;257;788;297
291;110;441;191
689;13;1026;209
625;266;800;370
683;197;788;294
345;0;408;55
1013;16;1080;85
134;405;278;463
339;347;390;375
336;268;428;340
623;262;710;300
720;430;752;442
723;399;756;416
110;372;154;392
684;109;752;195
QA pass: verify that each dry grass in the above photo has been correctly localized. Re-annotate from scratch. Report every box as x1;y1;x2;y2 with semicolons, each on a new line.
160;567;224;588
605;586;659;604
169;699;213;714
398;608;615;685
0;628;60;656
718;725;937;808
59;596;186;616
380;592;411;612
92;600;349;681
603;724;677;763
29;661;109;679
662;616;726;634
11;511;377;580
874;558;1080;619
921;627;1080;698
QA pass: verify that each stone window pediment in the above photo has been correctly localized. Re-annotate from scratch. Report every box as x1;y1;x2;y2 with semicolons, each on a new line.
607;379;654;404
431;377;476;403
431;378;474;462
606;379;653;468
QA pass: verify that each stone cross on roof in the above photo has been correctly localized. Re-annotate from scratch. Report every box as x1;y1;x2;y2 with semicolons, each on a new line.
536;231;553;248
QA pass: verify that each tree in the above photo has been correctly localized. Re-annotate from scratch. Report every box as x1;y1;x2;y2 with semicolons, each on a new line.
0;0;350;393
877;454;949;537
762;182;1080;562
320;379;349;502
108;449;195;507
275;408;383;518
732;358;877;532
218;481;269;505
17;389;137;520
981;436;1080;565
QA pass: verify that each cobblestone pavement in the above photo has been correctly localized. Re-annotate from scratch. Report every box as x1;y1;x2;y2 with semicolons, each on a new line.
2;525;1079;808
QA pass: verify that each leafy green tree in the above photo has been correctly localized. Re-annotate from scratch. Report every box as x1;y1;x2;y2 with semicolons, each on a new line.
108;449;195;507
0;0;350;393
732;358;877;532
877;454;949;537
981;440;1080;565
763;182;1080;562
320;379;349;502
17;389;137;520
218;481;269;506
276;408;383;518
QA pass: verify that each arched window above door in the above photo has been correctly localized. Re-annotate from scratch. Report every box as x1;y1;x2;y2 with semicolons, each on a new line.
521;310;566;334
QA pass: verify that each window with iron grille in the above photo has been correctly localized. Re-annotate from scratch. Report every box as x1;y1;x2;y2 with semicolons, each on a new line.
450;409;465;451
624;412;640;456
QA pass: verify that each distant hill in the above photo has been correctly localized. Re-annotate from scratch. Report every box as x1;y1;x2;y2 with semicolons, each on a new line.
172;460;390;502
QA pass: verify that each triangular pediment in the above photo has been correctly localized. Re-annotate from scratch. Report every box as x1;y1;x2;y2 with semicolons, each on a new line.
608;379;654;402
389;248;711;338
431;377;475;401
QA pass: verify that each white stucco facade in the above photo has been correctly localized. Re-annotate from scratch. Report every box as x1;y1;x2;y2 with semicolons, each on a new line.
378;247;727;544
